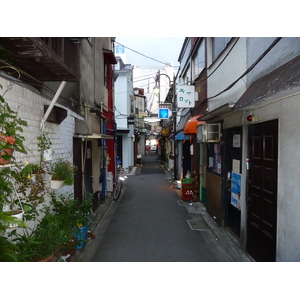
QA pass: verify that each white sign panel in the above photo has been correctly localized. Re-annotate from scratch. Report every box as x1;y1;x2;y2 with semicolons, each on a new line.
177;85;195;108
115;45;125;54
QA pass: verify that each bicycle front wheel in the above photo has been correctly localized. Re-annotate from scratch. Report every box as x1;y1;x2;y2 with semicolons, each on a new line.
113;179;123;200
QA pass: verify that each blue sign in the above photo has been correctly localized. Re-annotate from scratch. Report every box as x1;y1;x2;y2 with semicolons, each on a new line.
115;45;125;54
231;172;241;210
158;108;170;119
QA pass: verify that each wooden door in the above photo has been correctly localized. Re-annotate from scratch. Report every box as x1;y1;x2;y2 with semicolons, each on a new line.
247;119;278;262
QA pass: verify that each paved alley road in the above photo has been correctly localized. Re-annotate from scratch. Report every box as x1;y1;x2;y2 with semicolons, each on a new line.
90;153;220;262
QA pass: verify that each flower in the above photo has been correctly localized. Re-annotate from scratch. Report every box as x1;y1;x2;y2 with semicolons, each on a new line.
0;134;16;147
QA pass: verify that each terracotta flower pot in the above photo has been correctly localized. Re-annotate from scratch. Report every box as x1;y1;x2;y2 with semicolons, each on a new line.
0;148;14;165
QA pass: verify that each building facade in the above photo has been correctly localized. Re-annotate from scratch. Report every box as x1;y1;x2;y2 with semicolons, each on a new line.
175;37;300;261
0;37;117;227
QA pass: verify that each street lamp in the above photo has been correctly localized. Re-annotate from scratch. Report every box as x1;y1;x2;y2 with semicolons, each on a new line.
153;83;160;96
153;70;172;97
153;70;176;173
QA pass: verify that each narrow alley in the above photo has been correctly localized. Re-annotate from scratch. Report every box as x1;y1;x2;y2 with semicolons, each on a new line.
75;152;251;262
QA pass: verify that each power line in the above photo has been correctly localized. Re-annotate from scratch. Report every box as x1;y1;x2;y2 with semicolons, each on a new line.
192;37;282;111
115;41;179;67
194;37;240;84
207;37;282;100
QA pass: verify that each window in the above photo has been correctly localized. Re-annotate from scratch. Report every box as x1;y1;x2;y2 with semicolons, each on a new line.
180;65;190;85
104;61;108;87
212;37;232;61
192;40;205;80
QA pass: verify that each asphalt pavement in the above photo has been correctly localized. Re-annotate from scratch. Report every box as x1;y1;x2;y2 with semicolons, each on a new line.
73;152;253;262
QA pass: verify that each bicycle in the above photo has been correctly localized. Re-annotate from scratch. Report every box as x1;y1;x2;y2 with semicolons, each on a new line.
113;165;126;200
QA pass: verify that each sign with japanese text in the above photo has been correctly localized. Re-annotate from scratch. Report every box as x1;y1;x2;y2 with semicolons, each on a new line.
231;172;241;210
159;103;172;109
177;85;195;108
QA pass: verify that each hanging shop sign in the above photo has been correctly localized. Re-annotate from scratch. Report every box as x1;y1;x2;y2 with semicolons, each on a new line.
158;108;171;119
177;85;195;108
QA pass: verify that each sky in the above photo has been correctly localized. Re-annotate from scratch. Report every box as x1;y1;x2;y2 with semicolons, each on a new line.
114;37;185;68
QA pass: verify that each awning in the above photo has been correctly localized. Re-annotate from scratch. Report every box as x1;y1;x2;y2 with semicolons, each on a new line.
234;54;300;110
183;115;206;134
75;118;114;139
103;49;117;64
76;133;114;139
75;118;93;135
175;131;189;141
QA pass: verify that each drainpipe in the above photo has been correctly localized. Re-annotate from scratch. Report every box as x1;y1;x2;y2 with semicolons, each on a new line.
40;81;67;130
101;120;107;199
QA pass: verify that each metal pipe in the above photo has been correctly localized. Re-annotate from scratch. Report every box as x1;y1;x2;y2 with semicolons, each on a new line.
40;81;67;130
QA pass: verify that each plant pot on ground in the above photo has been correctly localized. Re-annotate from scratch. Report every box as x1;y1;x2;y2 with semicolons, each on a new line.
13;209;74;262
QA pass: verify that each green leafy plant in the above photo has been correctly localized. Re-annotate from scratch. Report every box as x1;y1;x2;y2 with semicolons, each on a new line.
0;87;28;157
51;160;76;185
0;235;18;262
12;207;75;262
50;192;93;227
0;73;28;233
37;131;52;153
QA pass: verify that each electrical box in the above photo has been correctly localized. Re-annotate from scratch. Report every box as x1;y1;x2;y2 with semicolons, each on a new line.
197;123;221;143
106;172;113;192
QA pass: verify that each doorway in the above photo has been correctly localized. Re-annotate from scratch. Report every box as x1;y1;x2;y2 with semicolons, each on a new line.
247;119;278;262
182;140;191;177
224;127;242;238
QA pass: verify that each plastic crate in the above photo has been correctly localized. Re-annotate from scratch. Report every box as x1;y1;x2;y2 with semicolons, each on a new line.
182;183;193;190
181;188;194;201
181;178;193;184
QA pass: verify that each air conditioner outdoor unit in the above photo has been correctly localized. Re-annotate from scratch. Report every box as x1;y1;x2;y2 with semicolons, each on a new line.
197;123;221;143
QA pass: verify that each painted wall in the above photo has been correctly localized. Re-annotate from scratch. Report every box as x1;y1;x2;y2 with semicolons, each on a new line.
244;88;300;261
207;38;247;111
0;75;81;232
246;37;300;86
114;58;134;170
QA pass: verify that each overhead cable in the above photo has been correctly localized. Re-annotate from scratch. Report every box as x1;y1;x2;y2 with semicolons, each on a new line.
115;41;179;67
207;37;282;100
194;37;240;84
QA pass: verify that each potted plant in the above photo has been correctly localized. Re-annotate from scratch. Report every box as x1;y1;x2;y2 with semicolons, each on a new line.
50;192;93;250
72;194;93;249
37;131;52;161
50;160;76;189
0;83;27;164
0;75;28;230
12;205;75;262
169;152;175;159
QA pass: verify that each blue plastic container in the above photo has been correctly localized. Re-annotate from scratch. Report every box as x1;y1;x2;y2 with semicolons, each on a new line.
74;224;88;250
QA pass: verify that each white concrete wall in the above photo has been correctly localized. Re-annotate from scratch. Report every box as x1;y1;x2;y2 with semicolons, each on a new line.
244;89;300;261
246;37;300;86
121;132;134;170
207;38;247;111
115;75;130;129
0;76;80;230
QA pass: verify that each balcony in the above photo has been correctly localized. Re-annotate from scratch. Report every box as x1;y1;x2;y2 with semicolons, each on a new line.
0;37;79;84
